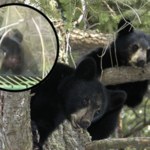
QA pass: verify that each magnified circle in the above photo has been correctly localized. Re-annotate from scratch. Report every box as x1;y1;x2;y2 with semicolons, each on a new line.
0;3;59;91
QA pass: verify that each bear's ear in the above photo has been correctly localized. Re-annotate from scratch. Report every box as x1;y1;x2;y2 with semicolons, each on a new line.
11;29;23;43
107;90;127;111
75;58;97;80
118;18;134;36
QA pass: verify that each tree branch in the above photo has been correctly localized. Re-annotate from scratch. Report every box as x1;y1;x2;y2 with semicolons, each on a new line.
85;137;150;150
100;63;150;86
70;29;112;54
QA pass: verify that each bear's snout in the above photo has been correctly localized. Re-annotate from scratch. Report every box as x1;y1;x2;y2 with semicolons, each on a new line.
79;120;91;129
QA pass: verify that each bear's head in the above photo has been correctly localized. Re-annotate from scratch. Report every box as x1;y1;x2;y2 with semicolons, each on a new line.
0;29;23;55
114;18;150;67
58;58;127;129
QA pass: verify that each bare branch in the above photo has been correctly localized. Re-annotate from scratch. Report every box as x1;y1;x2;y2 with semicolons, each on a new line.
85;137;150;150
80;0;88;29
102;0;116;18
124;120;150;137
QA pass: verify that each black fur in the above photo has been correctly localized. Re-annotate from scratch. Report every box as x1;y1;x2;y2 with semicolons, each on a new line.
82;18;150;107
30;58;126;148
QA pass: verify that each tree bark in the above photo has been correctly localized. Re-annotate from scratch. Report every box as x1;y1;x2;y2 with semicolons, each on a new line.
43;120;91;150
100;63;150;85
0;91;32;150
70;29;112;55
85;137;150;150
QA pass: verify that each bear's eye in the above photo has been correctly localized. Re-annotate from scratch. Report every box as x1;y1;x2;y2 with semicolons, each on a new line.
96;109;101;115
94;108;101;118
82;97;90;106
132;44;139;52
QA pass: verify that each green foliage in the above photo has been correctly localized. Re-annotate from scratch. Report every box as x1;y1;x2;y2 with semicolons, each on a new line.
122;98;150;137
30;0;62;19
29;0;150;33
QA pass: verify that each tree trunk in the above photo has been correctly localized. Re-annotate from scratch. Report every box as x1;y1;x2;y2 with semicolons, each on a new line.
0;91;32;150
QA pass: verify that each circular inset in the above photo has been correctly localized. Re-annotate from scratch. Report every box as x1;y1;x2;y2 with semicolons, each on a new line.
0;3;59;91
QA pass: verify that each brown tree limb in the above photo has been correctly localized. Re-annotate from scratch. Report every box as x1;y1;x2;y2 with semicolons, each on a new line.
100;63;150;86
70;29;112;54
85;137;150;150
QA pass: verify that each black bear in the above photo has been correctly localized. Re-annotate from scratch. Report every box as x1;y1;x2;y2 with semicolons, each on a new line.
87;103;123;140
30;58;126;149
0;29;39;76
0;29;25;74
81;18;150;108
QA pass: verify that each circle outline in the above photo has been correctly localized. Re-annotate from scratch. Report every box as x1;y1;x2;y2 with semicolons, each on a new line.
0;3;59;92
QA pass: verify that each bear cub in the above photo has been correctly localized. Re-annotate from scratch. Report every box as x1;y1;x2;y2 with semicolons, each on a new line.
0;29;24;74
30;58;126;149
82;18;150;108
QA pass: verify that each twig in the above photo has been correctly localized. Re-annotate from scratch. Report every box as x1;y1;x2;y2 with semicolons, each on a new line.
143;98;149;123
102;0;116;18
66;32;76;68
80;0;88;29
0;19;24;32
124;120;150;137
